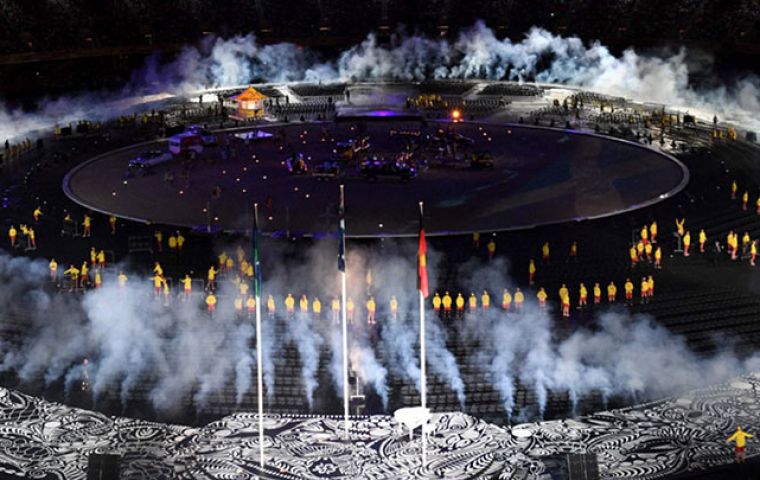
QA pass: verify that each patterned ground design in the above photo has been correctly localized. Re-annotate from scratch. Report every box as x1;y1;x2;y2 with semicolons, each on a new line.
1;375;759;479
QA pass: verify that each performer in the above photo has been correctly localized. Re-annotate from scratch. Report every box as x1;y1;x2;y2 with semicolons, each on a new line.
513;288;524;312
389;295;398;320
593;282;601;305
455;293;465;318
468;292;477;313
569;241;578;261
624;279;634;306
64;264;79;291
82;214;92;237
442;292;452;319
347;297;355;323
541;242;550;264
33;206;42;222
94;270;102;289
8;225;16;247
432;292;441;316
267;295;276;319
537;287;547;311
683;231;691;256
752;241;758;267
366;296;376;325
501;289;511;312
312;297;321;321
49;258;58;281
560;292;570;318
300;294;309;315
486;238;496;260
331;296;340;324
743;191;749;211
109;215;117;235
285;293;296;318
578;283;587;309
699;229;707;253
528;259;536;286
481;290;490;311
154;230;163;252
90;247;97;267
247;296;256;317
118;271;128;288
207;266;218;290
472;231;480;250
731;180;738;199
629;245;638;268
206;292;217;316
654;246;663;269
650;221;658;243
675;217;685;237
607;281;617;303
726;426;753;464
182;274;192;300
97;249;106;269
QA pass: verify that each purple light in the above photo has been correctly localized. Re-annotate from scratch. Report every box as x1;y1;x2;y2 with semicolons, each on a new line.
367;110;399;117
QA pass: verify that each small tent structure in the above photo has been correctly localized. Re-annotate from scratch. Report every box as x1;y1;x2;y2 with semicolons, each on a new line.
231;86;268;120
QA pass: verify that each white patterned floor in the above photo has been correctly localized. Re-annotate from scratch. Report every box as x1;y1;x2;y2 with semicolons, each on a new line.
1;375;759;479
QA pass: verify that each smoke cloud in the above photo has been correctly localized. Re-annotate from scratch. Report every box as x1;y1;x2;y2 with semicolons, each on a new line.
2;21;759;142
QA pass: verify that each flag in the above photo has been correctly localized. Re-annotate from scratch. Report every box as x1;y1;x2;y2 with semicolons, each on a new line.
253;207;263;298
418;204;429;298
338;186;346;272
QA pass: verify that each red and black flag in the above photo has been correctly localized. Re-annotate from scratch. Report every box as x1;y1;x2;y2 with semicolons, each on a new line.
418;202;429;298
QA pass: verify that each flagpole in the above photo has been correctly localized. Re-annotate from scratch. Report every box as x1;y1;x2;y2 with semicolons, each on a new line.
254;203;265;468
419;201;427;465
340;184;350;437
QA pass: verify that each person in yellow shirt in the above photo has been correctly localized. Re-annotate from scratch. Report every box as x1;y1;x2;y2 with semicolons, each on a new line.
432;292;441;316
629;245;638;268
154;230;163;252
8;225;16;247
468;292;477;313
27;227;36;250
206;293;217;315
442;292;452;318
751;240;758;267
743;191;749;211
218;251;228;269
607;281;617;303
33;206;42;222
299;294;309;315
168;233;178;253
481;290;490;310
207;266;218;290
726;426;753;463
366;297;376;325
182;274;192;300
247;296;256;316
640;226;648;243
541;242;550;264
569;241;578;261
558;284;569;302
593;282;601;305
267;295;276;319
743;232;751;257
644;242;653;263
239;281;249;298
578;283;587;309
636;240;644;260
90;247;97;267
94;270;102;289
537;288;547;310
675;217;685;237
640;277;649;304
234;296;244;317
49;258;58;282
225;257;234;272
683;231;691;257
118;271;128;288
389;295;398;320
654;246;662;269
109;215;117;235
699;229;707;253
285;293;296;318
97;249;106;269
151;274;164;299
472;231;480;250
647;275;655;299
312;297;321;321
529;259;536;285
501;289;512;312
731;180;738;199
176;232;185;255
560;292;570;318
513;288;524;312
347;297;355;323
64;264;79;291
153;261;163;277
650;221;658;243
83;214;92;237
455;293;465;318
80;261;89;289
331;296;340;324
487;237;496;260
624;278;634;306
163;279;171;306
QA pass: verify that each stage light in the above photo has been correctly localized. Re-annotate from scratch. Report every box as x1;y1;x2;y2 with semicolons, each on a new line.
451;109;461;121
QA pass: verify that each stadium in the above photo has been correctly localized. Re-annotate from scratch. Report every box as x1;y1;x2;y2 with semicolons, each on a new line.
1;3;760;479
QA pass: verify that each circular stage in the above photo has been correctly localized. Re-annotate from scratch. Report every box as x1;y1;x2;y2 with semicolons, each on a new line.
64;121;688;237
